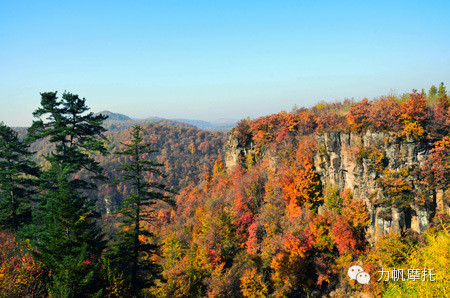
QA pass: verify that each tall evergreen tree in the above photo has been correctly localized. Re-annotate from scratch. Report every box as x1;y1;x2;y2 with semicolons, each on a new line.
26;91;108;296
438;82;447;97
0;122;39;231
429;84;438;97
110;125;171;296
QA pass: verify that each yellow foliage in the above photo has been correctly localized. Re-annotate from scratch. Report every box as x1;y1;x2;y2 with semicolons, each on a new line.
379;168;412;207
402;120;425;139
281;138;322;212
245;153;255;170
0;231;44;296
188;142;196;154
341;190;370;230
213;158;225;176
383;229;450;297
435;135;450;148
240;268;268;298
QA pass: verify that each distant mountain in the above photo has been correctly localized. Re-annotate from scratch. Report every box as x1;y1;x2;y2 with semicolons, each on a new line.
102;119;196;131
172;118;239;132
94;111;238;132
209;118;239;132
92;112;195;131
211;118;239;125
172;119;216;130
96;110;132;121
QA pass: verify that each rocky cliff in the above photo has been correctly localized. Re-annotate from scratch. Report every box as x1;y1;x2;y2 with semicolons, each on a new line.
314;131;449;243
225;130;449;243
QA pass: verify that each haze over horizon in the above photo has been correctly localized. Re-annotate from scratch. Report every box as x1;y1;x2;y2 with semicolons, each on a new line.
1;0;450;126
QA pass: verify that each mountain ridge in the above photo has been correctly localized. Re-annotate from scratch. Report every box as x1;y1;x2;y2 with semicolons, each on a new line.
96;110;237;132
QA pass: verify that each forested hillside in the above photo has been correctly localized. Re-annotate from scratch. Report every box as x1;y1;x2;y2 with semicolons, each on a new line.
0;86;449;297
97;125;225;212
14;123;225;213
151;86;450;297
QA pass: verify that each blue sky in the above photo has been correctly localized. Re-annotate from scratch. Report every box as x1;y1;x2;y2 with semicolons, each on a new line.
1;1;449;126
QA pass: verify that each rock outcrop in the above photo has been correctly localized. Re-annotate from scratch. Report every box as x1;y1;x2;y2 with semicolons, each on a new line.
225;130;449;243
314;131;450;242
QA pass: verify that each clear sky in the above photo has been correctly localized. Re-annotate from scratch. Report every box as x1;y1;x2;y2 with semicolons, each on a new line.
1;0;449;126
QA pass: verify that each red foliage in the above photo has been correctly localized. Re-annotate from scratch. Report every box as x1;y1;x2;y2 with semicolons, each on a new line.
234;213;255;248
429;95;450;138
0;230;44;296
421;136;450;188
331;216;359;254
83;255;96;265
158;209;171;223
313;253;333;286
288;110;317;135
281;137;321;211
369;96;402;131
245;222;259;254
315;111;347;133
284;232;315;257
347;98;371;132
250;113;284;147
276;128;288;142
401;91;428;123
235;119;252;146
207;249;224;269
232;167;251;213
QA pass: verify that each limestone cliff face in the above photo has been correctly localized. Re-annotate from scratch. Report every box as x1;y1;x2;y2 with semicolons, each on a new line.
224;133;257;169
314;131;449;242
225;130;449;243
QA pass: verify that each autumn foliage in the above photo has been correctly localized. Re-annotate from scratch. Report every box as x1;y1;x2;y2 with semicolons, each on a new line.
0;230;45;297
1;85;448;297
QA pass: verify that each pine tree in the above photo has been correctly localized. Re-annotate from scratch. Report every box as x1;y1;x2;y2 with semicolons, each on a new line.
0;122;39;231
438;82;447;97
110;125;171;296
429;85;438;97
25;91;108;296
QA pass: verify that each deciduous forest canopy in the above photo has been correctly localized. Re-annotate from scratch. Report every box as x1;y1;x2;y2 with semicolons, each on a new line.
0;86;449;297
1;2;449;297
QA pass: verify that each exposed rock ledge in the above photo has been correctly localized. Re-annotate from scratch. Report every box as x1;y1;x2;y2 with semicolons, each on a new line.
225;130;449;243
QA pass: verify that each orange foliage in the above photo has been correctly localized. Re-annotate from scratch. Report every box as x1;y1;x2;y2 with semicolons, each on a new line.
284;233;315;258
284;110;317;134
401;91;428;123
270;231;315;289
369;96;402;131
213;157;225;176
400;91;428;139
281;138;322;211
0;230;44;297
341;189;370;231
421;136;450;188
347;98;371;132
315;111;347;134
331;216;359;255
248;111;318;149
245;222;260;255
250;113;284;148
